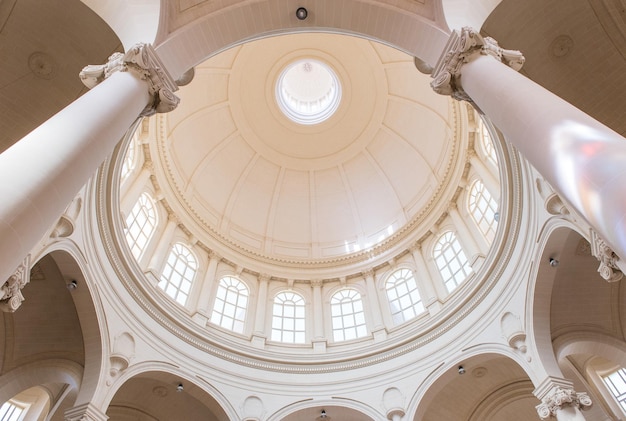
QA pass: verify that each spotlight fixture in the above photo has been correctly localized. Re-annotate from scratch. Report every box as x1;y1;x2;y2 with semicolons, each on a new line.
67;280;78;290
296;7;308;20
458;365;466;375
176;383;184;392
549;258;559;267
315;409;331;420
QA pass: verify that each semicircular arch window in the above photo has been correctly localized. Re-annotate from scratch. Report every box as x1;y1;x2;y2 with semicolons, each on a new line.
158;243;197;305
211;276;249;334
433;231;472;293
330;289;367;342
124;192;158;260
271;291;306;344
385;268;424;325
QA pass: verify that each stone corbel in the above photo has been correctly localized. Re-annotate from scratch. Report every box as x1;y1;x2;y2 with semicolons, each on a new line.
0;255;30;312
535;386;592;419
80;43;180;117
591;230;625;282
430;27;525;103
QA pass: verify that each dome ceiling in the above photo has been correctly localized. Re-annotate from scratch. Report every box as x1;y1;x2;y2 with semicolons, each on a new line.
155;33;460;263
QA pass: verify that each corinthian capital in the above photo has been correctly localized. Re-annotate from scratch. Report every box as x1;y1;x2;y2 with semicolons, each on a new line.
430;27;525;102
80;43;180;116
535;387;592;419
0;255;30;313
591;230;624;282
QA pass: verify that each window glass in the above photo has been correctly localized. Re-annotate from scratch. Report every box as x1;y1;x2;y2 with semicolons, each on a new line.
479;119;498;167
124;193;157;259
385;268;424;325
330;289;367;342
433;231;472;293
211;276;249;334
121;132;137;182
158;243;197;305
271;291;306;344
0;402;24;421
603;368;626;413
468;179;499;243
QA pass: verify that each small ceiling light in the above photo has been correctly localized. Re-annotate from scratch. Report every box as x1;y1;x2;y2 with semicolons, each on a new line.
296;7;308;20
549;258;559;267
176;383;184;392
316;409;331;421
67;280;78;291
458;365;466;375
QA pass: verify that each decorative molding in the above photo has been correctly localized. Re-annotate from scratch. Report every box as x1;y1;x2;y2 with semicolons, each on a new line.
535;386;592;419
79;43;179;117
64;403;108;421
590;230;624;282
0;255;30;312
310;279;324;288
431;27;524;103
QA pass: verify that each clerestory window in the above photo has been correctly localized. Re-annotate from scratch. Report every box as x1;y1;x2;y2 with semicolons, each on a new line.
211;276;249;334
330;289;367;342
468;179;499;243
158;243;197;305
603;367;626;413
0;401;24;421
271;291;306;344
433;231;472;293
125;192;158;260
386;268;424;325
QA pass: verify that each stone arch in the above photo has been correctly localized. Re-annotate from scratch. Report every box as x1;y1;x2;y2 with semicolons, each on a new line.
103;363;237;420
151;0;450;82
554;331;626;369
440;0;504;32
409;350;538;420
267;399;380;421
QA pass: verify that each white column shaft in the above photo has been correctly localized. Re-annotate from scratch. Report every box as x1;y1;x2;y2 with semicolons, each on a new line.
0;71;150;283
195;254;220;316
448;206;485;258
147;216;177;273
364;273;384;329
461;53;626;262
312;283;324;339
253;277;269;334
410;247;441;303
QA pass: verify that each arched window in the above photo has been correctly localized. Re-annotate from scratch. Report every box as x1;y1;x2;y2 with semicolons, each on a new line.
158;243;197;305
211;276;249;334
125;192;158;259
433;231;472;293
330;289;367;342
385;268;424;325
468;179;499;243
603;367;626;413
479;119;498;166
271;291;306;344
0;401;24;421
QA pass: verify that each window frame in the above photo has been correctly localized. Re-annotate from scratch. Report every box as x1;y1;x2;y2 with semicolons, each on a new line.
210;276;250;334
270;291;306;344
385;267;425;326
124;192;158;260
432;230;472;293
330;288;368;342
158;242;198;306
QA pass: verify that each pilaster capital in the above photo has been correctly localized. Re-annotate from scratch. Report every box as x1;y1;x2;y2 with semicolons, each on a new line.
0;255;30;313
258;273;271;283
535;387;592;419
208;250;222;261
80;43;180;116
591;230;624;282
431;27;525;103
361;268;375;280
310;279;324;288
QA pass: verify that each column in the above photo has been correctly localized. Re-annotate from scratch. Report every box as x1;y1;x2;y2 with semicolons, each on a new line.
251;274;270;347
408;243;443;314
363;269;387;341
145;213;178;279
534;378;592;421
311;279;328;352
431;27;626;264
0;43;179;285
192;250;221;324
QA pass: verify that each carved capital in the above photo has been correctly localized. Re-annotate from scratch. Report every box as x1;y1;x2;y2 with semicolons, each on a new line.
310;279;324;288
535;387;592;419
431;27;525;103
591;231;624;282
361;269;375;280
0;255;30;313
80;43;180;117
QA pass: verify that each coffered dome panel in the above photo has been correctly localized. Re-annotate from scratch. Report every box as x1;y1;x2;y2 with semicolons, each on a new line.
157;33;459;262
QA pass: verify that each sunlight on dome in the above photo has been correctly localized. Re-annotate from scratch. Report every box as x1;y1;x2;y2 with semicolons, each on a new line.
276;59;341;125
